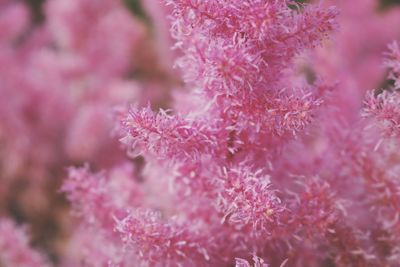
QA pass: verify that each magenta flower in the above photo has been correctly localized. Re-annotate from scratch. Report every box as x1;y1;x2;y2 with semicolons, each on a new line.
4;0;400;266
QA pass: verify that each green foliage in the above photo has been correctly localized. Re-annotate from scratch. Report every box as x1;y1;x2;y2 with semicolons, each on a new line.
24;0;45;23
380;0;400;9
124;0;149;22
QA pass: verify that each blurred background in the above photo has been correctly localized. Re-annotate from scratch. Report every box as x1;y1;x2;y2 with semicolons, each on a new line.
0;0;177;263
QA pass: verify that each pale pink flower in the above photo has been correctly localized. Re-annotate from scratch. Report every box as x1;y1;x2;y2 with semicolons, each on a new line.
0;219;51;267
235;255;269;267
61;163;143;266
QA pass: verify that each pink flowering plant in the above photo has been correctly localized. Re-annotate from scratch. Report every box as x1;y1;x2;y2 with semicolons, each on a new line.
2;0;400;266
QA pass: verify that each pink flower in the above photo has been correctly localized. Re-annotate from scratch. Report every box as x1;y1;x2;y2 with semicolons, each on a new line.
0;219;51;267
61;163;143;266
235;255;269;267
119;106;225;162
384;41;400;90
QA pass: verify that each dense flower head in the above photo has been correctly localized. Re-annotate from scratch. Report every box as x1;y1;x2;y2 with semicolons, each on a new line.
217;166;284;232
61;163;144;266
63;163;143;227
363;90;400;138
119;105;224;162
167;0;338;92
363;42;400;139
114;1;343;266
115;209;212;266
235;255;269;267
119;1;339;169
161;0;338;143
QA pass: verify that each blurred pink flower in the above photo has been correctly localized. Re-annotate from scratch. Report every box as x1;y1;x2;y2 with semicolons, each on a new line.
0;219;51;267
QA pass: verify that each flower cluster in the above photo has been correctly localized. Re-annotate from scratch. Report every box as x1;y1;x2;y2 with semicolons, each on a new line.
63;1;400;266
0;219;50;267
2;0;400;267
113;0;342;265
